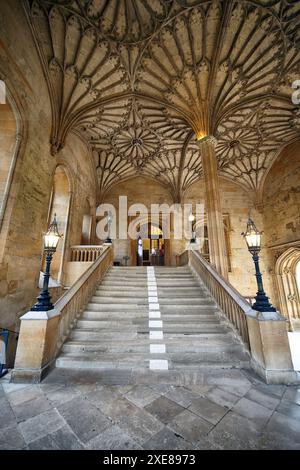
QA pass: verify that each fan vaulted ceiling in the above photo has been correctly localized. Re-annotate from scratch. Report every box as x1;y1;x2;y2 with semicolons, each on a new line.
24;0;300;200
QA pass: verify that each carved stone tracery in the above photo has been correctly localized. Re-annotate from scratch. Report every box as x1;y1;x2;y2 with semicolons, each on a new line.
24;0;300;198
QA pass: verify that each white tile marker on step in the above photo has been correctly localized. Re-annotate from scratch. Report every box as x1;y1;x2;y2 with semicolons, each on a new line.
147;266;168;370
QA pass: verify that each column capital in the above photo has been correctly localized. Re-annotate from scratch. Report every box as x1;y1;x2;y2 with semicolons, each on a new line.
195;135;218;148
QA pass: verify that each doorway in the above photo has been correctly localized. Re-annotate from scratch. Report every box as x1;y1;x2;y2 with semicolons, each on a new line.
275;247;300;331
137;223;165;266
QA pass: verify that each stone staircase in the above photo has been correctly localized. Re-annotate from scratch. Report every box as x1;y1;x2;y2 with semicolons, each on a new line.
56;266;250;371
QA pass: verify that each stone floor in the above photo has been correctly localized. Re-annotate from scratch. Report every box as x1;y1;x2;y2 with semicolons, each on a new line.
1;367;300;450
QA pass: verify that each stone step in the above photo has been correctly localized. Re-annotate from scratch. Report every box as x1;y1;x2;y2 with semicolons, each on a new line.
70;329;229;341
83;305;219;315
101;280;198;286
96;286;206;293
105;273;194;279
94;289;208;298
89;296;213;305
109;267;190;273
86;303;148;312
82;311;220;321
62;338;243;354
76;318;221;329
85;305;218;313
56;351;249;370
56;264;249;375
71;327;229;338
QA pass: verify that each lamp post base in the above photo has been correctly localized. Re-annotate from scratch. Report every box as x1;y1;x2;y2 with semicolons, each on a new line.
252;295;277;313
31;290;54;312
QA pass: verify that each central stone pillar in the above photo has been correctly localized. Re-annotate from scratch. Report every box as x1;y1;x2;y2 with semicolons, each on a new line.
196;136;228;279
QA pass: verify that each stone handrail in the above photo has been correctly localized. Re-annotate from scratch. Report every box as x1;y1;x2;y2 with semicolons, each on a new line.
188;249;253;349
70;245;104;262
187;250;298;384
55;244;113;353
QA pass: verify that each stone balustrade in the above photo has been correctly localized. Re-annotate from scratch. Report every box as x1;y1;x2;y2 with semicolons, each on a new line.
70;245;103;262
186;249;298;384
11;245;113;383
189;249;251;349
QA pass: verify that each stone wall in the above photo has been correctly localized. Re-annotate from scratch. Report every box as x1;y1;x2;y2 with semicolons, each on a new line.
262;141;300;315
184;177;271;299
0;2;97;331
263;142;300;247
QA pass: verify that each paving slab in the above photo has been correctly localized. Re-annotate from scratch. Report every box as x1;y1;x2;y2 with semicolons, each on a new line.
206;411;262;450
124;385;161;407
97;396;140;422
18;409;66;444
6;385;44;407
275;399;300;421
57;396;111;443
117;408;164;445
282;386;300;406
11;396;52;423
84;386;122;410
28;425;84;450
0;397;17;430
0;425;26;450
265;411;300;445
143;426;193;450
145;396;185;424
244;387;281;411
86;424;142;450
232;397;274;428
188;396;228;425
204;386;241;409
258;430;300;450
168;409;214;444
45;386;81;406
163;386;200;408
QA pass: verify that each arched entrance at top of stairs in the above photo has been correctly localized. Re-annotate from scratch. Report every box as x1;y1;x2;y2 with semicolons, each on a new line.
275;247;300;331
137;221;165;266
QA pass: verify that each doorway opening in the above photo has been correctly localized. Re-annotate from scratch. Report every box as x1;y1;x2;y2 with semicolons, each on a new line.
275;247;300;331
137;222;165;266
43;165;71;284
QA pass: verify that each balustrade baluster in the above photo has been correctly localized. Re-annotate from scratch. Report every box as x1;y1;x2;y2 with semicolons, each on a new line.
188;250;252;351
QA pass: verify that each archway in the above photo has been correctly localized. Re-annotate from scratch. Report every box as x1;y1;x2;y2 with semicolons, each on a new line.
0;97;18;230
137;222;165;266
45;165;71;283
275;247;300;331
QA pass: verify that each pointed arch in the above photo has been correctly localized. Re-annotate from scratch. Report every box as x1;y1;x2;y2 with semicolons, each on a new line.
275;247;300;330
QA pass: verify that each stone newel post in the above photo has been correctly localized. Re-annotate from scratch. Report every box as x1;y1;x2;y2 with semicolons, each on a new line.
11;309;60;383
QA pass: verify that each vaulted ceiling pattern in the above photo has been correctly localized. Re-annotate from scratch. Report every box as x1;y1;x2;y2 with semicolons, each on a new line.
24;0;300;199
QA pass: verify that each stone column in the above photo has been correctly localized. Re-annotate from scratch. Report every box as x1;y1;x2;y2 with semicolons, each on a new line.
196;136;228;279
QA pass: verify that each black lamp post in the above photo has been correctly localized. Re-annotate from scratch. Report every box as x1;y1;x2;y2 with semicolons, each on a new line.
189;212;196;243
31;214;62;311
242;217;276;312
